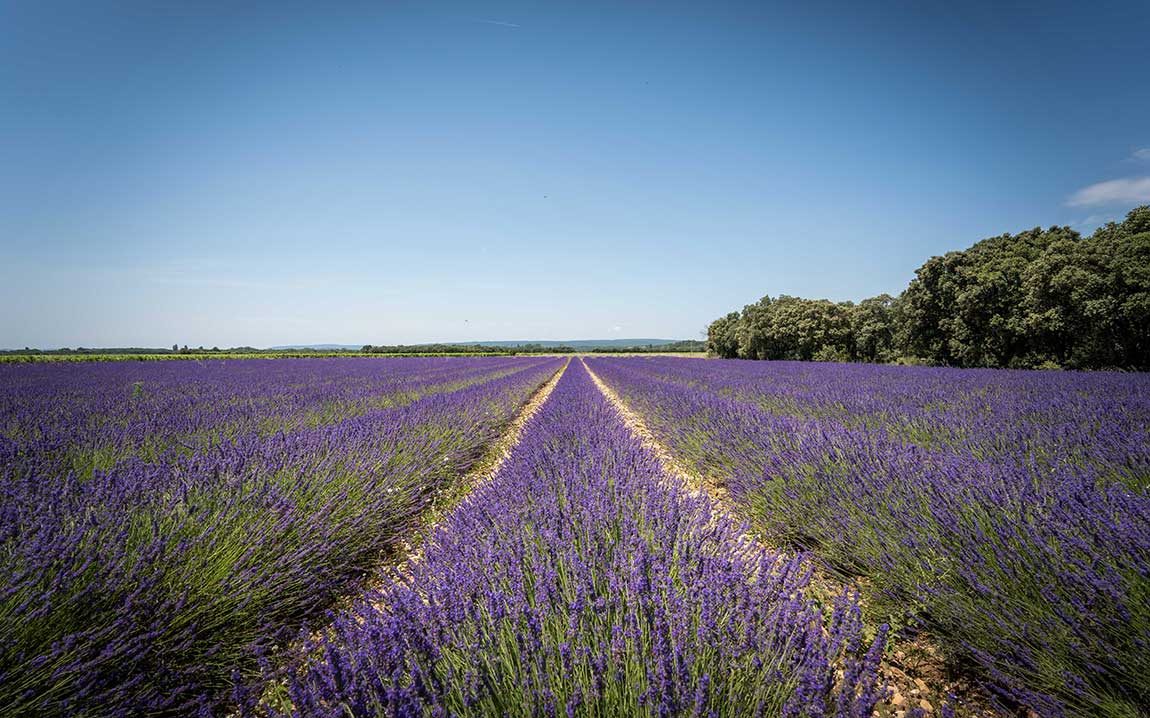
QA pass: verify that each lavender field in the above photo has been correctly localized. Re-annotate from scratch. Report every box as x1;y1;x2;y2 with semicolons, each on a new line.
0;357;563;716
2;356;1148;717
585;357;1150;717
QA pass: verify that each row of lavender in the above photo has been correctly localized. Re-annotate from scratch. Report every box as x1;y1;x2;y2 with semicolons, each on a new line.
0;356;563;717
593;358;1150;488
277;360;888;718
1;356;536;477
585;357;1150;717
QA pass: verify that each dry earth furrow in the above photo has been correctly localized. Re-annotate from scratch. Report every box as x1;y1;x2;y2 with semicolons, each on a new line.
258;362;571;714
298;360;569;626
395;357;570;567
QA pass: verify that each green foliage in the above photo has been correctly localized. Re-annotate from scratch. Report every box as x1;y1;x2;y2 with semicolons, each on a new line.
706;295;891;364
1021;212;1150;370
589;339;706;353
901;224;1080;368
2;344;706;364
366;342;708;356
706;312;742;358
362;343;576;355
851;294;898;363
707;206;1150;370
732;296;851;361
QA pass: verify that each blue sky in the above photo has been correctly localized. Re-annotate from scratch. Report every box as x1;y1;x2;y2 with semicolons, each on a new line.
2;0;1148;348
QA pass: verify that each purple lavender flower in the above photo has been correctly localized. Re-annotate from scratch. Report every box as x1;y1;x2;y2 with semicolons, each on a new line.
0;356;563;716
282;361;883;717
585;356;1150;717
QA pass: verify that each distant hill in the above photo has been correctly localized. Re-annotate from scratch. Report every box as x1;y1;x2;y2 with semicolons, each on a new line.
268;344;366;350
272;339;687;350
445;339;685;349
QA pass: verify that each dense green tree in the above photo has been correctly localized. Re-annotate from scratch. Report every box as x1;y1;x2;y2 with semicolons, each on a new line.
735;296;774;359
850;294;899;363
706;206;1150;370
727;296;853;361
768;297;853;361
705;312;742;358
896;253;958;365
1023;209;1150;369
900;225;1080;367
1092;205;1150;240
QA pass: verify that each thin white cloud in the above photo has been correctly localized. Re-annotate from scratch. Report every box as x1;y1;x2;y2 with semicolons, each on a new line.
474;19;521;28
1133;148;1150;162
1067;176;1150;207
1071;214;1113;228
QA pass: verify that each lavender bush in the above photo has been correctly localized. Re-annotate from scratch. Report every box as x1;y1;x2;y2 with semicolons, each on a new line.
586;357;1150;717
281;360;886;718
0;357;562;716
0;356;537;477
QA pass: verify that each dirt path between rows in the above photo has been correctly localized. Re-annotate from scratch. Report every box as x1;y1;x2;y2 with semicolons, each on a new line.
582;358;733;507
260;360;571;714
393;358;570;571
581;358;1003;718
460;358;570;493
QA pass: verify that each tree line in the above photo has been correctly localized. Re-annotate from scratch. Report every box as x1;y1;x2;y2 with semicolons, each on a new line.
706;206;1149;370
361;343;575;355
4;341;709;359
360;340;706;355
